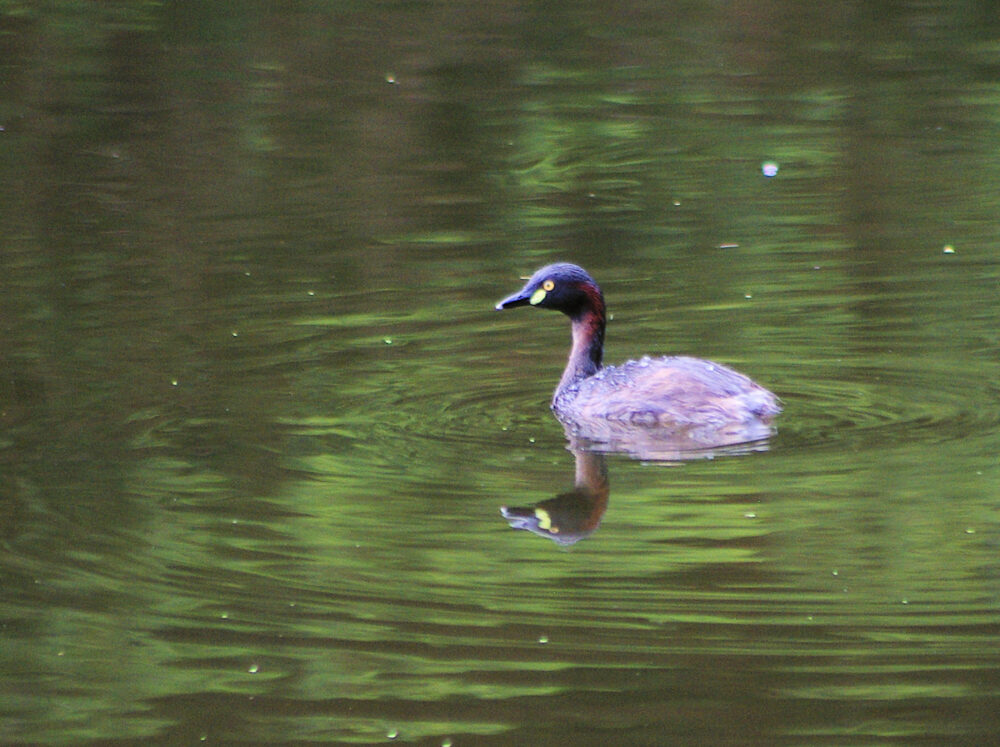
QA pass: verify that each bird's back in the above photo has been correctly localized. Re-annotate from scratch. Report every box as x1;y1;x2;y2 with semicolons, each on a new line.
554;355;781;427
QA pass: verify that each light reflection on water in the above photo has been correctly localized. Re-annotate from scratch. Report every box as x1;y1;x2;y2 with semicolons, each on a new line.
3;2;1000;745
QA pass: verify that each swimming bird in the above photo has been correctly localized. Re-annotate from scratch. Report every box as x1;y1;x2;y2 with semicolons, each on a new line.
496;263;780;447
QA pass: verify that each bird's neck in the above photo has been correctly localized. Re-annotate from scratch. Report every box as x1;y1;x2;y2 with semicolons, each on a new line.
557;306;605;394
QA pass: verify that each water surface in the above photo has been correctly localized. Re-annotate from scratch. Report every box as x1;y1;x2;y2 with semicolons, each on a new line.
2;2;999;744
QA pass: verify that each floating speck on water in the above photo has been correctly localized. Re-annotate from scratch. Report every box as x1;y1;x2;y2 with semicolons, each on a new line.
528;437;535;444
744;293;753;299
244;271;251;277
385;72;397;84
762;161;779;177
387;729;398;739
538;636;549;644
901;599;909;605
307;290;315;296
672;199;681;206
943;245;955;254
171;379;179;387
965;528;975;534
442;739;452;747
832;570;839;576
383;337;392;344
231;331;238;337
718;243;739;249
248;663;259;674
220;612;229;619
744;512;757;519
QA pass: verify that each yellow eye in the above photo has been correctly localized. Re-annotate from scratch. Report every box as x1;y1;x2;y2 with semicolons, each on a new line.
542;279;555;291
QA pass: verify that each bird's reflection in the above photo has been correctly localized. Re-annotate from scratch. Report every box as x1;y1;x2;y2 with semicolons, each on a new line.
501;448;609;546
501;422;774;545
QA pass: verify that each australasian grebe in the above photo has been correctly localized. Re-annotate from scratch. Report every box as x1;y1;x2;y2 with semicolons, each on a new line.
496;263;781;431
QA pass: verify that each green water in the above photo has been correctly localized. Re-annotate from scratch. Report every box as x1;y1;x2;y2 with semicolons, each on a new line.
2;2;999;744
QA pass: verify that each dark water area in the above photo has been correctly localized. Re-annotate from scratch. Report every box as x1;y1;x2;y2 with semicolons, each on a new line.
2;1;999;744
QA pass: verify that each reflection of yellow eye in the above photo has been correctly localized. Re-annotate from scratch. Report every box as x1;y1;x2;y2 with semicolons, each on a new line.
542;280;555;291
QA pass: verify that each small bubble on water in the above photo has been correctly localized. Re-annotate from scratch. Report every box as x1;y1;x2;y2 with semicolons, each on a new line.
248;663;259;674
762;161;779;177
942;245;955;254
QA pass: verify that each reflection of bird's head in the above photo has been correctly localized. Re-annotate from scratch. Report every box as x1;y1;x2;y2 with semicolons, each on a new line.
500;451;609;547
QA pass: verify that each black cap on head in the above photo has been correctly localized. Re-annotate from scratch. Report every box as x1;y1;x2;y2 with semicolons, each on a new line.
495;263;602;315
